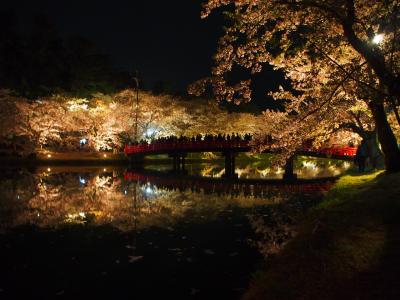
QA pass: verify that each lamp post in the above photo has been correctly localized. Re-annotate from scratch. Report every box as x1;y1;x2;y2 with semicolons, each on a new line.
133;70;140;142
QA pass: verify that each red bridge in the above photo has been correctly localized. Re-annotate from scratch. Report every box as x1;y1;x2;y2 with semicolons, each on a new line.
124;139;357;157
124;139;357;180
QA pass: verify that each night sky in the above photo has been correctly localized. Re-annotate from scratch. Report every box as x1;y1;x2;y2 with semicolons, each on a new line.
3;0;284;109
3;0;224;92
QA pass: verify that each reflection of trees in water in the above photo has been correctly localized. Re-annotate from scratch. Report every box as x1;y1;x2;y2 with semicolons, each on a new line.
296;159;351;178
248;194;321;257
0;169;38;230
0;169;324;234
197;159;351;179
200;164;225;177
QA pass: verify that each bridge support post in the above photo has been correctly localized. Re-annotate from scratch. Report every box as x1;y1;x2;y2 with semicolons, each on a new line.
222;151;238;178
283;155;297;181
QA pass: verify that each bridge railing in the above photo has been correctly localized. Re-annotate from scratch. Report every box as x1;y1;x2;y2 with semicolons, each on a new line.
124;140;357;157
316;146;357;156
124;140;251;155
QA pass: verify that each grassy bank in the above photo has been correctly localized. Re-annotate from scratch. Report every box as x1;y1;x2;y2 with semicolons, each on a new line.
244;171;400;300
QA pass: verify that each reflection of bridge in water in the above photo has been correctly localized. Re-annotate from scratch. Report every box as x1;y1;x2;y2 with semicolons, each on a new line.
125;139;357;179
124;170;336;197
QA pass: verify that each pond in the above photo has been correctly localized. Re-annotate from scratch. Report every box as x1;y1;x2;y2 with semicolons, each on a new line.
0;160;350;299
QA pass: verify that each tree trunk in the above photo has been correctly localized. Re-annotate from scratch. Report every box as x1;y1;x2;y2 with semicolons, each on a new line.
369;101;400;172
363;131;384;169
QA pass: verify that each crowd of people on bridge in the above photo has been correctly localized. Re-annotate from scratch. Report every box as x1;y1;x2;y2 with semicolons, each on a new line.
125;133;373;173
129;133;253;146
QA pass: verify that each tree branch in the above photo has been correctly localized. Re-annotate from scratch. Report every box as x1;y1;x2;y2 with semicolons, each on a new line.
312;44;389;97
299;60;368;122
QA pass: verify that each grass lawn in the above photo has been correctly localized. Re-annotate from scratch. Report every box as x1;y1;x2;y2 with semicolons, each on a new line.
244;171;400;300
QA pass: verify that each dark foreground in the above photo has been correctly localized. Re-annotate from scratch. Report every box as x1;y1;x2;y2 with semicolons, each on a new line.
0;210;260;299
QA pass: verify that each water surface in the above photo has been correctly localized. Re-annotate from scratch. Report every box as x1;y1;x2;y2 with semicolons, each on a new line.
0;162;343;299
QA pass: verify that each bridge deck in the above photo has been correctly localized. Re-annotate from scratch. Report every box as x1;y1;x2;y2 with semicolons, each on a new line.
124;140;357;158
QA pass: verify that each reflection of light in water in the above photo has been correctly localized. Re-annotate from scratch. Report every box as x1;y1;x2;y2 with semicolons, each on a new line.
215;169;225;178
235;166;252;179
66;212;87;224
296;160;352;178
328;165;341;176
303;161;317;170
94;175;113;189
256;167;270;177
301;161;319;176
6;167;335;233
201;165;220;177
140;183;158;196
343;162;350;169
275;167;284;175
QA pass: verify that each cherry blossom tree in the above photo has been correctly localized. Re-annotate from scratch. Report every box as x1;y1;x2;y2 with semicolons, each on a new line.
1;88;264;154
192;0;400;171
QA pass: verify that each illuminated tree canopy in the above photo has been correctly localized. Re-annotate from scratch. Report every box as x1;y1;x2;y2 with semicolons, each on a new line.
191;0;400;171
0;89;263;154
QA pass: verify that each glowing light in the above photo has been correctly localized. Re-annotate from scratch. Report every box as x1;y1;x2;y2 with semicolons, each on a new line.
103;168;107;172
257;168;270;177
103;154;107;158
328;165;341;176
68;100;89;111
47;168;51;172
47;154;52;158
79;177;86;184
144;186;155;195
372;34;384;44
124;190;128;195
17;195;20;200
66;212;87;224
146;128;155;137
303;161;317;170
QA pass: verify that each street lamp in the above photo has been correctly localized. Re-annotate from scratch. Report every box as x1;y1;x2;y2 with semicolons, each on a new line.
133;70;140;142
372;33;384;44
